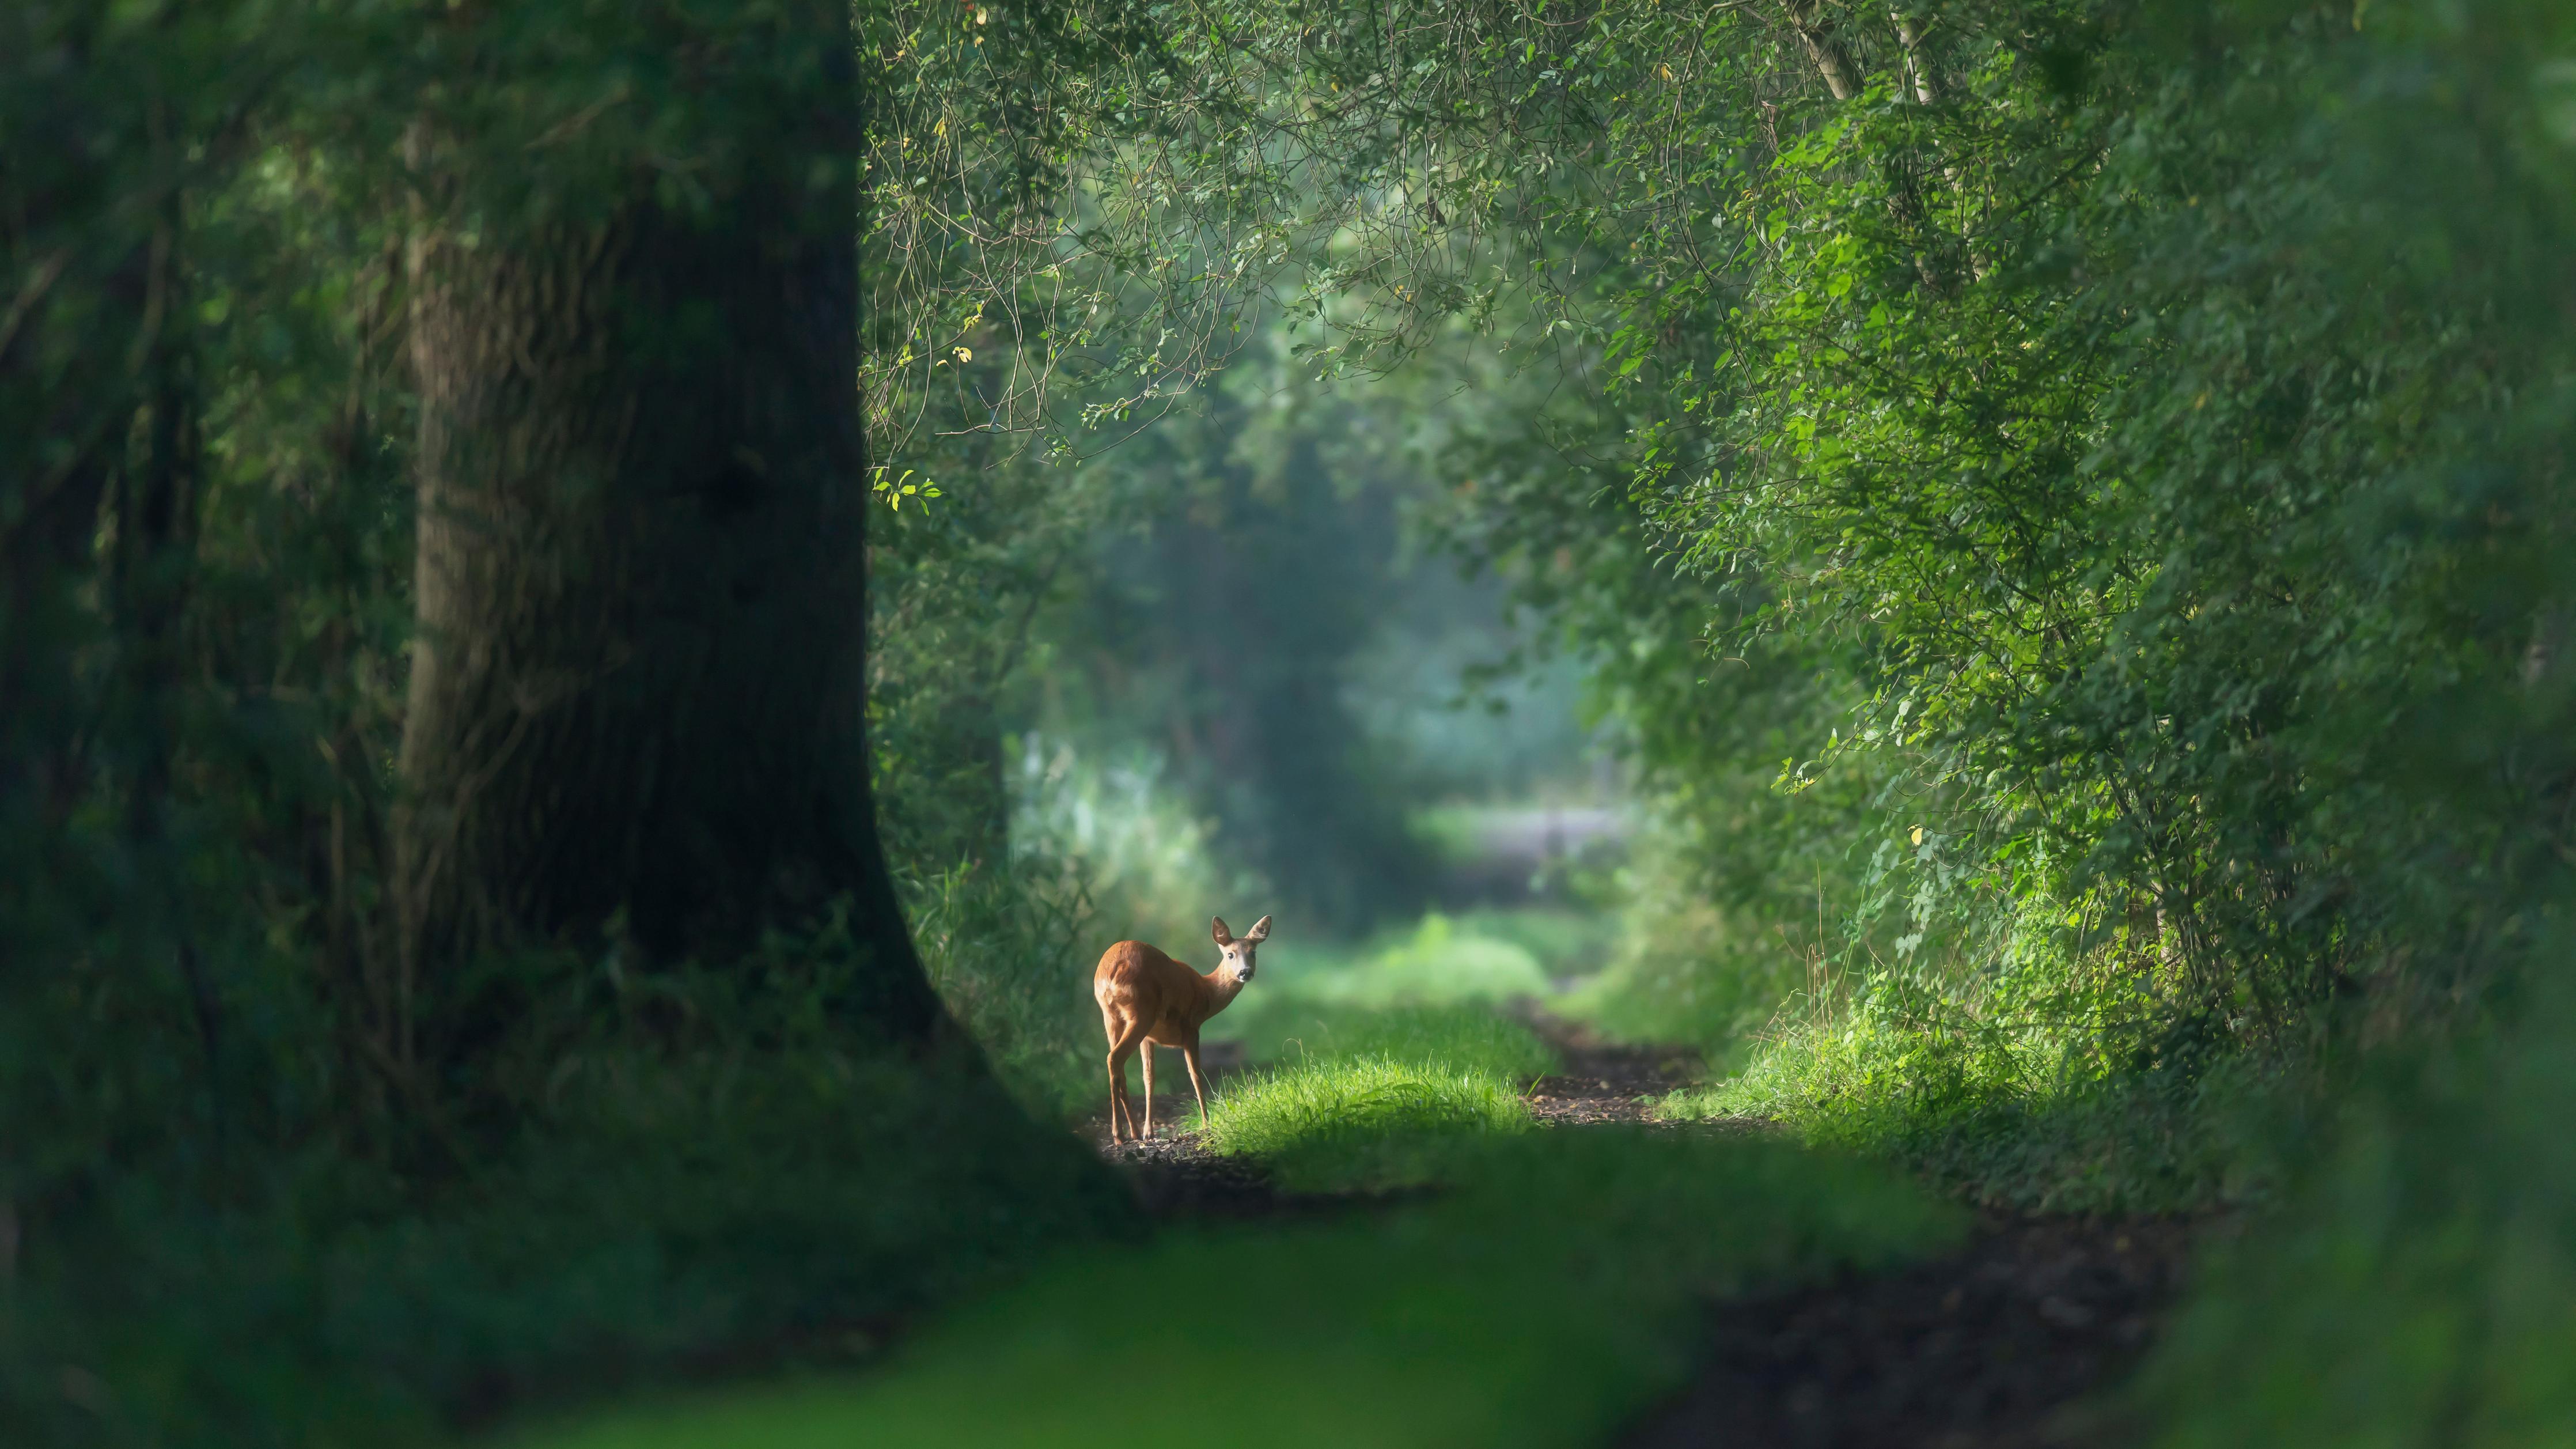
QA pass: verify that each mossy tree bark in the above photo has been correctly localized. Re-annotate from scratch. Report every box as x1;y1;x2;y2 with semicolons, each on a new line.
396;13;941;1072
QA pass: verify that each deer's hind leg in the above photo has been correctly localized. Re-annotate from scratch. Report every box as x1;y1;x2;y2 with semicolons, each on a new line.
1103;1009;1147;1143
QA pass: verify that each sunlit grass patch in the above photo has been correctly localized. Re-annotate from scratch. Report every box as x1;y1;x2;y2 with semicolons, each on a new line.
1200;1055;1534;1190
1192;1004;1556;1191
507;1131;1964;1449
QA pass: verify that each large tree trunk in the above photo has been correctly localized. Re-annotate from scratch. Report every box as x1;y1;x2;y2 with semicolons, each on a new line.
396;15;940;1067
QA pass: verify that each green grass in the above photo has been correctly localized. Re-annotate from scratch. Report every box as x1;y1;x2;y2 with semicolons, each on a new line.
1192;1001;1559;1191
1199;1055;1536;1190
1433;906;1623;979
1182;920;1576;1195
503;1130;1963;1449
6;945;1130;1448
1174;1003;1554;1191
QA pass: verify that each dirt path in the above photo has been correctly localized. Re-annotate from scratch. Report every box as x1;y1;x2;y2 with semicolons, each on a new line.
1624;1214;2206;1449
1501;1024;2216;1447
1095;1027;2211;1449
1096;1044;1351;1220
1517;1012;1717;1128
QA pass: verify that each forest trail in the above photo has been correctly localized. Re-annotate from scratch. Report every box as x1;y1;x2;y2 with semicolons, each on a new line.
1099;1027;2207;1449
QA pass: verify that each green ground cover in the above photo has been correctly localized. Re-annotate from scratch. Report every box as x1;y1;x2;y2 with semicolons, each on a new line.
1189;917;1571;1189
2133;966;2576;1448
1197;1055;1535;1190
505;1131;1958;1449
1198;1005;1555;1192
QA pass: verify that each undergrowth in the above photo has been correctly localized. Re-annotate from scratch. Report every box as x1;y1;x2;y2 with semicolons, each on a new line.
0;925;1127;1448
1663;965;2281;1213
1546;820;1824;1072
900;859;1101;1118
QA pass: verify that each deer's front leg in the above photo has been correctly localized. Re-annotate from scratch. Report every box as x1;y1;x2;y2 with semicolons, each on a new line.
1181;1041;1214;1132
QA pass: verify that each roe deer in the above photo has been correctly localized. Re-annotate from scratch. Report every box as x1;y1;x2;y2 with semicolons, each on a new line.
1093;914;1271;1142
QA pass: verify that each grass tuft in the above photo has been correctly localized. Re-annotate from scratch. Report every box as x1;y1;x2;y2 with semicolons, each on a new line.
1201;1055;1535;1190
1194;1003;1558;1191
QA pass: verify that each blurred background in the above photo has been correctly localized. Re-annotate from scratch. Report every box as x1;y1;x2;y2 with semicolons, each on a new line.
870;320;1656;1108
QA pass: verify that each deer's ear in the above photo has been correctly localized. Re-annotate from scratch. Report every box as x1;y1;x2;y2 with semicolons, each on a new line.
1243;915;1272;944
1211;917;1234;947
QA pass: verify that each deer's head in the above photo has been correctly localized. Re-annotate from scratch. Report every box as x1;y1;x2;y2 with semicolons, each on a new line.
1211;914;1272;981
